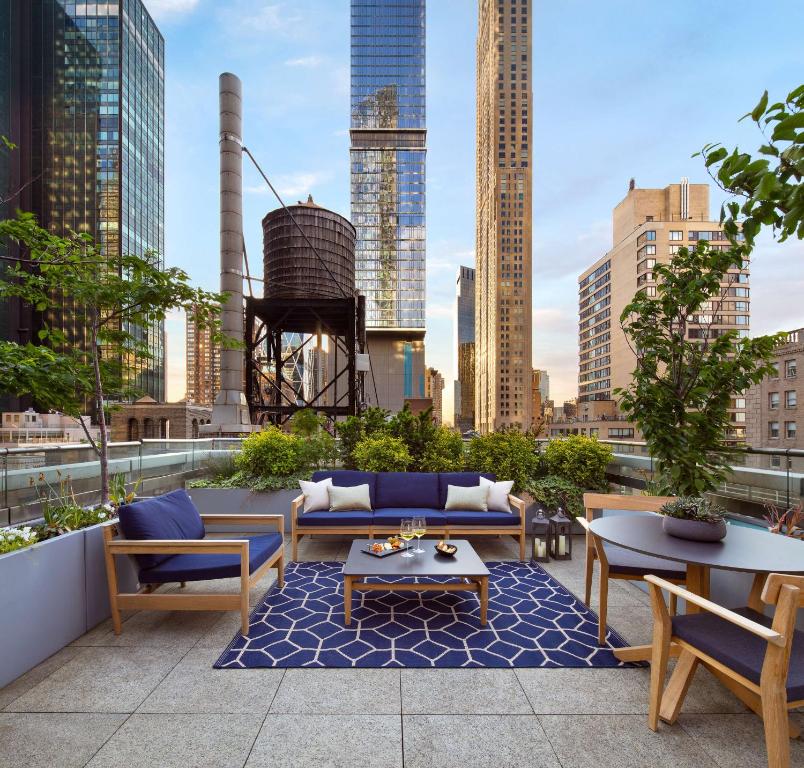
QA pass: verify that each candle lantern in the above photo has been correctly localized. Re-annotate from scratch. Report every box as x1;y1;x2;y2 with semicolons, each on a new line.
548;508;573;560
531;510;550;562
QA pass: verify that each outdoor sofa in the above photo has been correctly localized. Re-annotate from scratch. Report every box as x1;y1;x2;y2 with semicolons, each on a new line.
291;470;527;561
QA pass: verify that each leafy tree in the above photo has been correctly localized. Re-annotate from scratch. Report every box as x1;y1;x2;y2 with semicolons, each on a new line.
465;428;540;494
335;406;389;469
616;242;784;496
289;408;337;468
419;426;465;472
698;85;803;246
0;211;228;503
387;403;439;471
353;434;411;472
543;434;612;490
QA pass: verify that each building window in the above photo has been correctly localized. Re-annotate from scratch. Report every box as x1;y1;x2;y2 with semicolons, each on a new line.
786;390;797;408
785;359;797;378
608;428;634;438
769;421;780;438
669;230;683;241
785;421;797;439
771;362;780;379
769;392;780;409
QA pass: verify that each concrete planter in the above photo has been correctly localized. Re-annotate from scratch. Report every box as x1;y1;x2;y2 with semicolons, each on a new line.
187;487;299;531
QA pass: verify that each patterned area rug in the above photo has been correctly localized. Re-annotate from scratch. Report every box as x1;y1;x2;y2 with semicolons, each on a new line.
215;561;635;668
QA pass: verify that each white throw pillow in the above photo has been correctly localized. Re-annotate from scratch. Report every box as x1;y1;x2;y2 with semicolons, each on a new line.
299;477;332;513
329;483;372;512
479;476;515;513
445;484;489;511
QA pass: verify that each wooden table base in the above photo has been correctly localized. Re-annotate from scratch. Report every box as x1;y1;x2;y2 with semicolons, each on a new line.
343;574;489;626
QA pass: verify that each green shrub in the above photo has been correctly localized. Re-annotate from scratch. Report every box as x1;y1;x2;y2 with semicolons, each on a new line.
235;426;305;477
353;434;412;472
335;407;389;469
543;435;612;490
419;426;465;472
289;409;338;469
465;428;540;494
526;475;584;518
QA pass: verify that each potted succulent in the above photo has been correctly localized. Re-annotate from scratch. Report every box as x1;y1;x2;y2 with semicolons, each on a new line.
659;496;728;542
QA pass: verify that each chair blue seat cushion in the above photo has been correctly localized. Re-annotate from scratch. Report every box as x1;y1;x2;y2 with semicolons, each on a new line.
604;543;686;580
437;472;496;509
672;607;804;700
297;510;374;527
138;532;283;584
118;489;205;570
444;510;520;526
375;472;439;509
372;508;447;526
311;470;378;509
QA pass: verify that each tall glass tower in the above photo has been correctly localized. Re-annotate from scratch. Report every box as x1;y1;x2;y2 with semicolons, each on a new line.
350;0;426;411
0;0;165;407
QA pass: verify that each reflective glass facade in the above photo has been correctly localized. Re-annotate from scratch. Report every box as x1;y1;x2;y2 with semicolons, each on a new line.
350;0;425;331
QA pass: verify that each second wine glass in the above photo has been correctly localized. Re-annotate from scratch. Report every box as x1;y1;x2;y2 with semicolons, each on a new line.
399;519;415;557
411;516;426;553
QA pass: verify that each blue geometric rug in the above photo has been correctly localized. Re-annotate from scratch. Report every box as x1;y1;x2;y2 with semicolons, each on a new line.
214;561;636;668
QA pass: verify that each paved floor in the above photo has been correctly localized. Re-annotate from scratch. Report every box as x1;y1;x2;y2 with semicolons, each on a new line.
1;534;801;768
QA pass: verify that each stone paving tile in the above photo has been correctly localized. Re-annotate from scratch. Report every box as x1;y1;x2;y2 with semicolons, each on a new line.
269;669;401;714
516;667;747;715
137;648;284;714
246;714;402;768
0;712;126;768
0;646;82;710
679;712;804;768
193;610;249;650
539;713;720;768
5;646;185;713
86;713;262;768
403;714;561;768
401;669;533;714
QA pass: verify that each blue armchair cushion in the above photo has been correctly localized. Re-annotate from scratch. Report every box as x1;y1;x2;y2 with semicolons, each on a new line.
437;472;496;509
138;532;283;584
604;543;686;580
672;607;804;700
444;510;520;526
312;470;377;508
297;509;374;527
118;489;205;570
372;507;447;526
375;472;439;509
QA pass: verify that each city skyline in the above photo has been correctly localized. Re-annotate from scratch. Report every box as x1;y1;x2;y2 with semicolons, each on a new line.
144;0;801;418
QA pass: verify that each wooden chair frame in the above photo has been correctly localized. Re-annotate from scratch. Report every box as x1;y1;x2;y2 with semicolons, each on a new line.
103;514;285;636
580;493;684;646
290;493;528;561
646;573;804;768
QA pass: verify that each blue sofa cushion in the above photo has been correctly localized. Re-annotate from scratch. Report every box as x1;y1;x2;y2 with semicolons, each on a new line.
375;472;439;509
438;472;496;509
312;470;377;509
444;510;520;526
118;489;205;570
372;507;447;526
672;607;804;700
297;510;374;527
603;544;686;580
138;532;283;584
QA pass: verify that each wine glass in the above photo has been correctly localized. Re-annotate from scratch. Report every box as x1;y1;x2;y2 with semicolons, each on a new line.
411;516;426;553
399;519;415;557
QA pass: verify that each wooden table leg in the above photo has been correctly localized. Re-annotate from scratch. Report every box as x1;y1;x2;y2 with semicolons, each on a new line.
683;564;710;613
479;576;489;625
344;575;353;626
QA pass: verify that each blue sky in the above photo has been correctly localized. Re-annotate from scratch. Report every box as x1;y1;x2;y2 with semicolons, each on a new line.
147;0;803;417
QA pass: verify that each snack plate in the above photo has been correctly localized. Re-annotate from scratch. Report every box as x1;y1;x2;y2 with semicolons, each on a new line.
434;542;458;557
362;542;411;558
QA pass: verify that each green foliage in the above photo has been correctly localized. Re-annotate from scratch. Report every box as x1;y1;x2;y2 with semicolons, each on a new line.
235;427;306;478
617;243;784;496
418;426;465;472
290;408;324;438
28;470;112;540
543;435;612;490
659;497;726;524
697;85;804;246
187;471;308;492
335;407;389;469
465;428;540;494
0;525;38;554
352;434;412;472
525;475;584;518
290;409;337;469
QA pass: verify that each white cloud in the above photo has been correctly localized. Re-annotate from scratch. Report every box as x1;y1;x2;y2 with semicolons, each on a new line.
226;2;303;36
144;0;199;19
284;55;322;69
244;171;332;201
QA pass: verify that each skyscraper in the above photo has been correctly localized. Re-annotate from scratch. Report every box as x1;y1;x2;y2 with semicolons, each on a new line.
350;0;426;411
186;308;220;407
0;0;165;408
424;367;444;424
475;0;533;433
454;265;475;432
577;180;750;443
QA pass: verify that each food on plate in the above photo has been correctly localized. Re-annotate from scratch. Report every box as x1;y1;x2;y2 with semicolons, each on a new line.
370;543;384;554
435;540;457;555
386;536;403;549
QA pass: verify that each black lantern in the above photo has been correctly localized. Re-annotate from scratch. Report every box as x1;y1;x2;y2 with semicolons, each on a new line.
532;510;550;562
548;508;572;560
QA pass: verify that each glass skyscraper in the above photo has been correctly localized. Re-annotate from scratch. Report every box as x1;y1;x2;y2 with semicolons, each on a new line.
350;0;426;410
0;0;165;407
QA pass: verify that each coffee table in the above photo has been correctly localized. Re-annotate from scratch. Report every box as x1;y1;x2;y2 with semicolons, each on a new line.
341;539;491;626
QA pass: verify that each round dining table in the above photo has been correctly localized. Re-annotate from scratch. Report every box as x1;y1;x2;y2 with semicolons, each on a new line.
587;515;804;663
